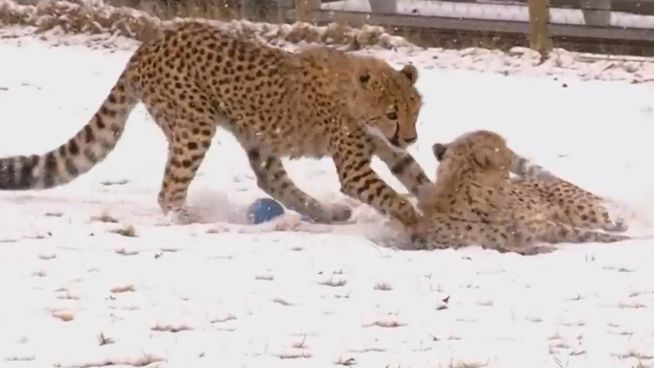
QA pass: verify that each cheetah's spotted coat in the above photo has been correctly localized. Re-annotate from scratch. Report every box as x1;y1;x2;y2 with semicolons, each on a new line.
0;21;434;226
413;130;629;255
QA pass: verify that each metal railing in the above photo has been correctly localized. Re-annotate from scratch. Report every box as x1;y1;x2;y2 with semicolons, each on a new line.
247;0;654;51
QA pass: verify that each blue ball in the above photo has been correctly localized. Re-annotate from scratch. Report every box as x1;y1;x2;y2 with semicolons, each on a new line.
247;198;285;224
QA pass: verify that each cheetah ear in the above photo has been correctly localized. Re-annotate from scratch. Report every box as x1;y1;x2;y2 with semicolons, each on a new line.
432;143;447;161
399;64;418;85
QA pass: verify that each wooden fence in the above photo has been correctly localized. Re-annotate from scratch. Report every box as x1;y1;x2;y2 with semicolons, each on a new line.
241;0;654;55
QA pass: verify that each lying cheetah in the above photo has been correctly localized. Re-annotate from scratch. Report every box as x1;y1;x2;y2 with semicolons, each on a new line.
412;130;630;255
0;21;433;226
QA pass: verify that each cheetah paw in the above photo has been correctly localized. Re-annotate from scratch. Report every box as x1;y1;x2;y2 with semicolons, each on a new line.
609;218;629;233
406;221;431;248
328;203;352;222
166;208;201;225
302;203;352;224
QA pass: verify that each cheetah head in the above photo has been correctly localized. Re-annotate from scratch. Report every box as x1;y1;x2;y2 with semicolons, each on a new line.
433;130;513;178
416;130;512;215
353;62;422;150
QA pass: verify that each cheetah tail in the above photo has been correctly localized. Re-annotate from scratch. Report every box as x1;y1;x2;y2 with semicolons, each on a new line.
551;222;631;244
578;229;631;243
508;149;556;180
528;220;631;244
0;70;139;190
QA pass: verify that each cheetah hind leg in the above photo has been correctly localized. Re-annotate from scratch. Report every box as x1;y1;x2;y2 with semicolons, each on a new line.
157;138;215;225
403;217;557;256
246;148;352;224
473;222;558;256
146;104;217;225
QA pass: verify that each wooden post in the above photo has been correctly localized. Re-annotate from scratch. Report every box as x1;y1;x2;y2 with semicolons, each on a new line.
295;0;320;23
528;0;553;57
579;0;612;26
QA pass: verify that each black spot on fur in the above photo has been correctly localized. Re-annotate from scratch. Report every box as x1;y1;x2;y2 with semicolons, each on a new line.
359;73;371;86
247;148;260;161
84;125;95;143
19;156;38;188
68;139;80;156
43;152;58;187
96;114;106;129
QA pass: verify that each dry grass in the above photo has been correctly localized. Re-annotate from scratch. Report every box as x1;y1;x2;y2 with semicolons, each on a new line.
151;323;192;333
58;354;164;368
0;0;164;41
110;224;137;237
92;212;119;223
107;0;288;23
98;333;115;346
317;276;347;287
2;0;644;62
110;284;136;293
374;281;393;291
0;0;414;50
107;0;243;21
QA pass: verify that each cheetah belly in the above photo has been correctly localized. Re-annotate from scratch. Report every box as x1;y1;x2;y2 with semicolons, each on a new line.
220;117;331;159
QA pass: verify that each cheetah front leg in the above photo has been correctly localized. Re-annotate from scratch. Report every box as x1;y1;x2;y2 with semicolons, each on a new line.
373;140;432;196
331;134;420;227
246;148;352;223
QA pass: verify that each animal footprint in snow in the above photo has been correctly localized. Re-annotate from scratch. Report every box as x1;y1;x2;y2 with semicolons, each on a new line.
318;275;347;287
51;309;75;322
363;313;405;328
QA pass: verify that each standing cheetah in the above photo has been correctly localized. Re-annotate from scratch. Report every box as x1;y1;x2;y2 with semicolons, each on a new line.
412;130;630;255
0;21;433;226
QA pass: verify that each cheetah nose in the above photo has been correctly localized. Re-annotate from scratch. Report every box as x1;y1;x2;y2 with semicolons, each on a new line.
405;135;417;144
433;143;447;161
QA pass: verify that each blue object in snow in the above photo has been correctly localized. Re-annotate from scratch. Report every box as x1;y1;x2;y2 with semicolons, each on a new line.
247;198;285;224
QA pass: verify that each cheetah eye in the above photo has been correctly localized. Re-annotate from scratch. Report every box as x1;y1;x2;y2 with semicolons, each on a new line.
386;111;398;120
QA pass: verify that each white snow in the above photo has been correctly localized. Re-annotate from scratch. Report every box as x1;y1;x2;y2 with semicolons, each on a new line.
1;25;654;368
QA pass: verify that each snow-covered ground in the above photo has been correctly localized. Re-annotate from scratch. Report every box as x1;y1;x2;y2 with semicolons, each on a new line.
1;25;654;368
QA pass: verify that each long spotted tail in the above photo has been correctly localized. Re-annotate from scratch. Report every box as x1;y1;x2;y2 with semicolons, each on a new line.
532;220;631;244
0;69;139;190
